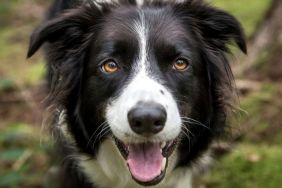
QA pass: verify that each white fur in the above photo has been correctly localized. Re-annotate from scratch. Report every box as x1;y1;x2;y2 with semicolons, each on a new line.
105;11;181;144
136;0;187;6
86;0;187;8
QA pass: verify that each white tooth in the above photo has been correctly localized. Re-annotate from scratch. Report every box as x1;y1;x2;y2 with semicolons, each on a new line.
161;142;166;149
161;158;167;170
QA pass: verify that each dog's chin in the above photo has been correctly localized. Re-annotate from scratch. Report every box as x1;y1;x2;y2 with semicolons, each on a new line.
113;137;178;186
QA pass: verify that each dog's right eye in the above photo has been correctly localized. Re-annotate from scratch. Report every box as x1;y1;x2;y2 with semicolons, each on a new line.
101;60;120;74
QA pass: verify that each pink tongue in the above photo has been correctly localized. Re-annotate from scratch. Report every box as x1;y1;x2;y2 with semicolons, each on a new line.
127;143;163;182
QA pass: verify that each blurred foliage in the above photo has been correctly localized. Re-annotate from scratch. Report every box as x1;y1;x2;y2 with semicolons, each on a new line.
0;123;52;188
0;0;47;88
203;144;282;188
0;0;18;27
0;79;17;93
200;82;282;187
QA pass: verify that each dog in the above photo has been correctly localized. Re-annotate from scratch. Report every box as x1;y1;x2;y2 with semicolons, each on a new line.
27;0;246;187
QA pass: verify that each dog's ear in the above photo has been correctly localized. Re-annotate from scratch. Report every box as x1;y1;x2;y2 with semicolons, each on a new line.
27;5;102;58
176;1;247;54
198;7;247;54
27;16;72;58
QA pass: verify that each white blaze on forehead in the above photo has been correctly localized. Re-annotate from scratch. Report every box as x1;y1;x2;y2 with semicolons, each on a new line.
136;0;187;6
86;0;119;9
134;11;148;75
88;0;187;7
90;0;119;4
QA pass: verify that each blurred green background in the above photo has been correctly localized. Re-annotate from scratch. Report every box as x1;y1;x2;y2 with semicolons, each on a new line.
0;0;281;188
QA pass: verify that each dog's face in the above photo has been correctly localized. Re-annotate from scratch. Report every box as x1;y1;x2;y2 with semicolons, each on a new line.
28;0;246;186
82;7;193;184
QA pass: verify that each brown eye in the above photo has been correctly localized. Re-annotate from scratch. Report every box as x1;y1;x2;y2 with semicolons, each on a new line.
173;58;189;71
101;60;119;74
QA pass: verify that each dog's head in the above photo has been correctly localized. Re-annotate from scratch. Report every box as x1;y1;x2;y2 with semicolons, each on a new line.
28;0;246;186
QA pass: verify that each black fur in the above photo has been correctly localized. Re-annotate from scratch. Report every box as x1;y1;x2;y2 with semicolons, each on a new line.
28;0;246;187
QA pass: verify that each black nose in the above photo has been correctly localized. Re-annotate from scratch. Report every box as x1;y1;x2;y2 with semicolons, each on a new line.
128;102;167;135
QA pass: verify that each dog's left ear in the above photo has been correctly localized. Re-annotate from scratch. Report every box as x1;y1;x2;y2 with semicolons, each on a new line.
176;1;247;54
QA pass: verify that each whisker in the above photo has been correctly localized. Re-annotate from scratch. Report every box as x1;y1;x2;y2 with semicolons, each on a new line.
181;128;190;139
92;126;110;148
181;125;194;137
87;121;108;148
98;129;111;141
98;126;111;140
181;117;211;131
181;125;191;152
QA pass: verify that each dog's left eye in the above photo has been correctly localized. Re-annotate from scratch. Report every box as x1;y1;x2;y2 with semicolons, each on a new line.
101;60;119;74
173;58;190;71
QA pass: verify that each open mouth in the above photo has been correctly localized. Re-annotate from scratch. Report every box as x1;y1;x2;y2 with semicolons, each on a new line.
114;137;178;186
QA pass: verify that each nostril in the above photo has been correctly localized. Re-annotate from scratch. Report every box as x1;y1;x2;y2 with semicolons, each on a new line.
154;120;164;127
134;120;142;127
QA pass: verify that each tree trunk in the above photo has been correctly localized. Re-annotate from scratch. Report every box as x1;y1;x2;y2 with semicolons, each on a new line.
234;0;282;75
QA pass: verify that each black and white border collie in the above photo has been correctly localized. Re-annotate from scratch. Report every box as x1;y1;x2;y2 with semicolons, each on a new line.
27;0;246;187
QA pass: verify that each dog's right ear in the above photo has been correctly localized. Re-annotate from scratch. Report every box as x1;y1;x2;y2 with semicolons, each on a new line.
27;4;103;58
27;17;70;58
